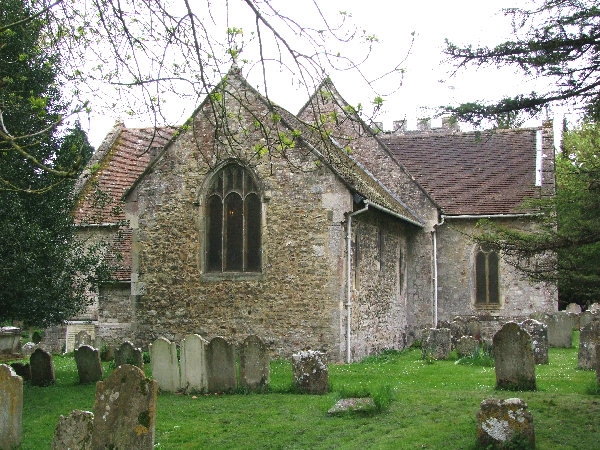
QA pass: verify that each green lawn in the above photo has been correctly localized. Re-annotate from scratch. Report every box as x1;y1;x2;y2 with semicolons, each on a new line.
12;332;600;449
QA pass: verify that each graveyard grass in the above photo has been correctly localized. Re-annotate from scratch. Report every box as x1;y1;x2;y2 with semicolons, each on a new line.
13;332;600;449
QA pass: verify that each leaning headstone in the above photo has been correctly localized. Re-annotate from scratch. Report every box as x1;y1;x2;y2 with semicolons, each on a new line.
455;336;479;357
566;303;582;314
292;350;329;394
114;341;144;370
477;398;535;449
51;410;94;450
239;335;270;391
30;348;55;386
10;363;31;381
0;365;22;449
74;345;103;383
577;321;600;370
206;337;237;393
422;328;451;360
519;319;549;365
546;312;573;348
150;337;180;393
92;365;157;449
180;334;208;393
74;331;93;350
493;322;536;390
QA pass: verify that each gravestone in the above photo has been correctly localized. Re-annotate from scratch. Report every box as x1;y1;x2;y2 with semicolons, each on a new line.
30;348;55;386
150;337;180;393
567;312;580;331
292;350;329;394
74;345;103;383
546;312;573;348
114;341;144;370
74;331;93;350
455;336;479;357
477;398;535;449
422;328;451;360
239;335;270;391
180;334;208;393
0;365;22;449
92;365;157;449
589;303;600;314
51;410;94;450
10;363;31;381
206;337;237;393
493;322;536;390
21;342;36;356
577;321;600;370
519;319;549;365
580;311;599;330
566;303;582;314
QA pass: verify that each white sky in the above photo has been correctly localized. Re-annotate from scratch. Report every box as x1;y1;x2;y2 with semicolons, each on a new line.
84;0;571;148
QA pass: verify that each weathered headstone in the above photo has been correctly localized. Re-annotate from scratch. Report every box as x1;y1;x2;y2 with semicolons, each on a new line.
180;334;208;393
206;337;237;393
580;311;599;330
519;319;549;365
74;345;103;383
422;328;451;360
114;341;144;370
0;365;22;449
150;337;180;393
10;363;31;381
546;312;573;348
455;336;479;357
477;398;535;449
239;335;270;391
92;365;157;449
51;410;94;450
21;342;36;356
74;331;93;350
30;348;55;386
292;350;329;394
589;303;600;314
493;322;536;390
566;303;582;314
577;321;600;370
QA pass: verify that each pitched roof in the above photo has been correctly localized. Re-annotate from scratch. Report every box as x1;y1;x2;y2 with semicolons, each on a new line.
380;128;540;215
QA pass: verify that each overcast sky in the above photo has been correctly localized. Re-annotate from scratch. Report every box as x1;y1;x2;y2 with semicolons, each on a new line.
84;0;568;148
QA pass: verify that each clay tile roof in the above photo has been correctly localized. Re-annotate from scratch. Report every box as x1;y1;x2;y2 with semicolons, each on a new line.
75;125;176;280
380;128;539;215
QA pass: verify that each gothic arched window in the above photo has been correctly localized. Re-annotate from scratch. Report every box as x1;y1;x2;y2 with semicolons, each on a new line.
475;247;499;305
206;164;261;272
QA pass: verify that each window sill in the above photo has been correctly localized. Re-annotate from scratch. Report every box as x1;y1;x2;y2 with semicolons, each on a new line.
474;303;502;310
201;271;263;282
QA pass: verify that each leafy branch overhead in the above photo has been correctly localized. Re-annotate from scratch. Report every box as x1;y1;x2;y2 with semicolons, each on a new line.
444;1;600;124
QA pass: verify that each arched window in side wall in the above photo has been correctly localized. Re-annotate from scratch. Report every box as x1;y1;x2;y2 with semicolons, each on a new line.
475;247;499;305
206;164;261;272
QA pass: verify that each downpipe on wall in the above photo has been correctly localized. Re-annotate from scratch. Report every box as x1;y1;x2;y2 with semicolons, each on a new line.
432;215;445;329
345;204;369;364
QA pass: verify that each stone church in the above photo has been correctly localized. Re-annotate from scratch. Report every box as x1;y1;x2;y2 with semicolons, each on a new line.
71;67;557;361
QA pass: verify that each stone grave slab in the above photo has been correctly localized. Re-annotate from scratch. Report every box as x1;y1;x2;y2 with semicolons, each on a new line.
0;365;22;449
477;398;535;449
51;410;94;450
292;350;329;394
239;335;270;391
422;328;451;360
114;341;144;370
493;322;536;390
180;334;208;393
577;321;600;370
75;345;103;383
150;337;180;393
206;337;237;393
519;319;549;365
30;348;55;386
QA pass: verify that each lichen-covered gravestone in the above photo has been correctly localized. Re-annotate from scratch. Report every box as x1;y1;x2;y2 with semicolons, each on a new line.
114;340;144;370
180;334;208;393
292;350;329;394
566;303;582;314
51;410;94;450
74;331;93;350
92;364;157;449
493;322;536;390
10;363;31;381
519;319;549;365
206;337;237;393
150;337;180;393
74;345;103;383
0;365;22;449
577;321;600;370
477;398;535;449
546;312;573;348
30;348;55;386
455;336;479;357
422;328;451;360
580;311;599;331
239;335;270;391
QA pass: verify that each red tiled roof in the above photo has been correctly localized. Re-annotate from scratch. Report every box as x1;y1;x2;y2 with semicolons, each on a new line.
380;128;539;215
75;126;176;280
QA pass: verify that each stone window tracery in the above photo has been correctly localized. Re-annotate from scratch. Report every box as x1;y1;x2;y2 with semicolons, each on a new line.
206;164;261;272
475;246;499;305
